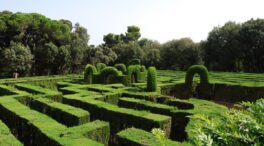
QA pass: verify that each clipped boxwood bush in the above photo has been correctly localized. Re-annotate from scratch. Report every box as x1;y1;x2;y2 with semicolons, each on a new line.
127;65;141;83
96;63;106;73
147;67;157;91
84;64;97;84
100;67;120;84
185;65;209;87
114;63;127;74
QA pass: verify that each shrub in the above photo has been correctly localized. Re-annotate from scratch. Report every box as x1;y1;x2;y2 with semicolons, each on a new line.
147;67;157;91
140;65;146;72
84;64;97;84
129;58;141;65
127;65;141;83
185;65;209;87
190;99;264;146
100;67;120;84
96;63;106;73
114;64;127;74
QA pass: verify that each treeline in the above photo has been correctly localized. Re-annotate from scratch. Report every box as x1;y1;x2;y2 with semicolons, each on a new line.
1;11;264;78
0;11;89;77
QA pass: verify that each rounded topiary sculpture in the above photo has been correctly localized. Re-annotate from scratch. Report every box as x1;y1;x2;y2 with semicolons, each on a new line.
96;63;106;73
84;64;97;84
114;63;127;74
129;58;141;65
127;65;141;83
147;67;157;91
185;65;209;88
140;65;146;72
100;67;120;84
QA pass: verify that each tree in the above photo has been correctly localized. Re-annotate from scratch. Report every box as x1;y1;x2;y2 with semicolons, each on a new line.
88;45;117;65
122;25;141;43
70;23;89;73
161;38;201;70
0;42;33;76
139;38;161;67
35;42;58;75
202;21;242;71
239;19;264;72
103;33;122;48
113;42;144;65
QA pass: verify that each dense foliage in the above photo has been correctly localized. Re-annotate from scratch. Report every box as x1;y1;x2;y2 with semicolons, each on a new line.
114;64;127;74
84;64;97;84
1;11;264;78
0;11;89;76
190;99;264;146
185;65;209;87
147;67;157;91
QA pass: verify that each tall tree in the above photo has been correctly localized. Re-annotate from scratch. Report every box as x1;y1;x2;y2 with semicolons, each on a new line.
239;19;264;72
122;25;141;43
202;21;242;71
0;41;33;76
161;38;201;70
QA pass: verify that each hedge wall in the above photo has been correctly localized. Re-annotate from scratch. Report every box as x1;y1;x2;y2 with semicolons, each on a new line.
114;64;127;74
84;64;97;84
147;67;157;91
185;65;209;87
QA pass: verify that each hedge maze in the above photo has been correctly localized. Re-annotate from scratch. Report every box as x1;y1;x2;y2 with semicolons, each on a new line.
1;64;263;145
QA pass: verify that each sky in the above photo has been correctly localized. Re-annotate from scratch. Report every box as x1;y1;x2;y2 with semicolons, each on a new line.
0;0;263;45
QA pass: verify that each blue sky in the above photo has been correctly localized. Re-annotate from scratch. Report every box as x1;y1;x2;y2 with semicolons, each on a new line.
1;0;264;45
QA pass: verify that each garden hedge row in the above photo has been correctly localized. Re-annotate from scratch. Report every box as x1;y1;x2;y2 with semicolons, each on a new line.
118;97;192;141
18;96;90;127
62;94;172;136
116;128;190;146
0;119;22;146
0;96;106;146
15;83;62;101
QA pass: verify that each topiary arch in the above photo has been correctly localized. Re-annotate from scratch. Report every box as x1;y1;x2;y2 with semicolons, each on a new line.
96;63;106;73
127;65;141;83
185;65;209;87
100;67;120;84
114;63;127;74
84;64;97;84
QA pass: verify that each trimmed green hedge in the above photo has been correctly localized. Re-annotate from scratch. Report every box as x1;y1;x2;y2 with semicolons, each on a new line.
117;97;192;141
0;120;22;146
147;67;157;91
116;127;190;146
84;64;97;84
140;65;146;72
62;94;172;136
114;63;127;74
0;96;104;146
185;65;209;87
18;96;90;127
96;63;106;73
100;67;121;84
127;65;141;83
15;83;62;101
